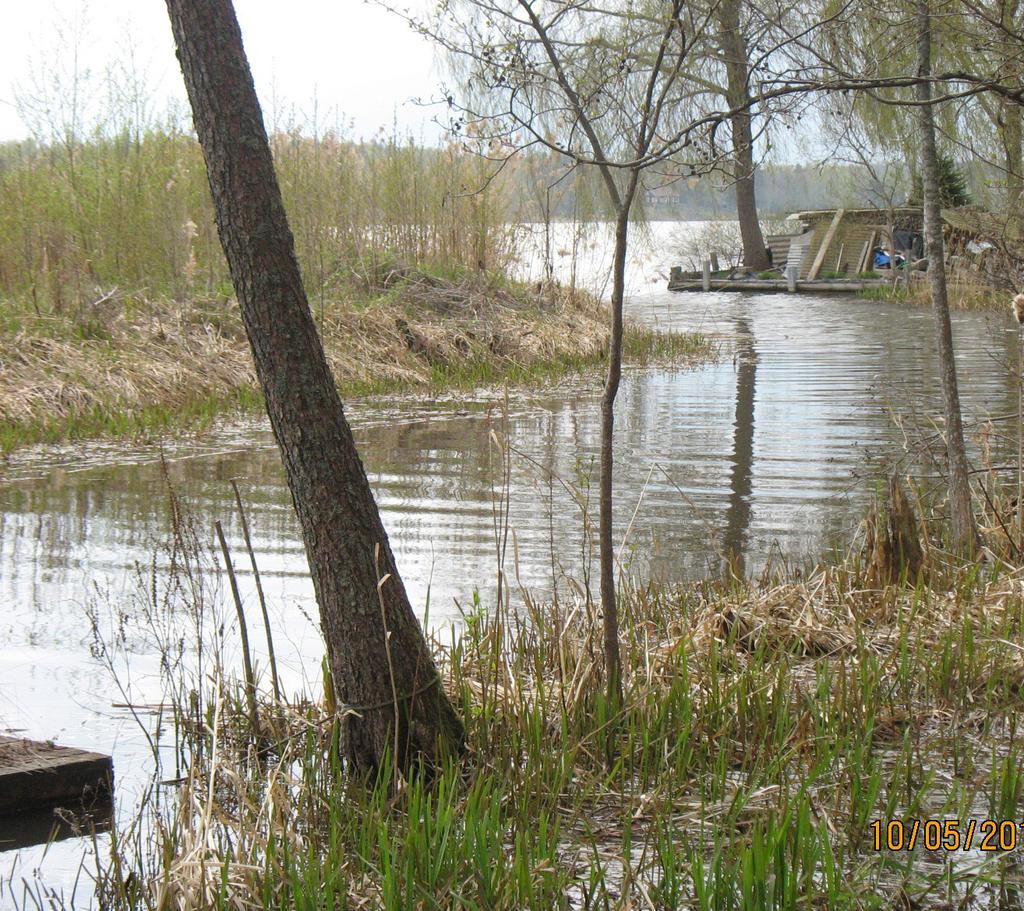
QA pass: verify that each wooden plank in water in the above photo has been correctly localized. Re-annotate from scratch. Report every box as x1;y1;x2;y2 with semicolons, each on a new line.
0;736;113;815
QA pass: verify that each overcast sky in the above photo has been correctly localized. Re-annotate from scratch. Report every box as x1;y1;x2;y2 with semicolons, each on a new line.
0;0;444;142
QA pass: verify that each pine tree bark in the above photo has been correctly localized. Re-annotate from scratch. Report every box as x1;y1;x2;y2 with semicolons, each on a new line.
717;0;769;273
164;0;464;775
916;0;979;556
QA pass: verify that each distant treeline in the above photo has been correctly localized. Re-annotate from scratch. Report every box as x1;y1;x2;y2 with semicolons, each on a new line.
639;165;860;219
503;153;997;222
490;152;863;222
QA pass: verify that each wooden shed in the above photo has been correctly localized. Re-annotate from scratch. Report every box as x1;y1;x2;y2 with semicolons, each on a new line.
768;207;924;278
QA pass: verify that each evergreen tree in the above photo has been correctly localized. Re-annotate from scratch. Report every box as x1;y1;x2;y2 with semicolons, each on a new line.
912;152;972;208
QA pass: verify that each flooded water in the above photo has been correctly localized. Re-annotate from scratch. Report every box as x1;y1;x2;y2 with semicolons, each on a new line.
0;222;1020;905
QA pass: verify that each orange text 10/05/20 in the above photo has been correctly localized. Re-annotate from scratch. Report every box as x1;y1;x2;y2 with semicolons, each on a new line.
870;819;1023;852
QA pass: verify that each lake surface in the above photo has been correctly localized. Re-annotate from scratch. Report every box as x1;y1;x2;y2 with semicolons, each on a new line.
0;222;1020;906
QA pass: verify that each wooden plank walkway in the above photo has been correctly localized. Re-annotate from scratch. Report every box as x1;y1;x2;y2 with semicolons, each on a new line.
0;736;113;815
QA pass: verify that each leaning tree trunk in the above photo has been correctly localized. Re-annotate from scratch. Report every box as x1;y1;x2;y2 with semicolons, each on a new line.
164;0;464;776
916;0;979;556
717;0;769;273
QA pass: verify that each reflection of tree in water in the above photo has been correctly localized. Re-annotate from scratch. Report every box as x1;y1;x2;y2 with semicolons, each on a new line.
722;315;757;576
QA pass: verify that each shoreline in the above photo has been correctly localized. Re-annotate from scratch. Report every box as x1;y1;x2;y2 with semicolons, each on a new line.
0;272;710;455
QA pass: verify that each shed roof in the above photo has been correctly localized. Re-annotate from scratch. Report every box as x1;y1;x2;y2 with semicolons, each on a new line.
790;206;923;221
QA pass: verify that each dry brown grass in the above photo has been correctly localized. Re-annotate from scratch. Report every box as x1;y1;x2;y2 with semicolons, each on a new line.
0;272;629;451
0;301;252;431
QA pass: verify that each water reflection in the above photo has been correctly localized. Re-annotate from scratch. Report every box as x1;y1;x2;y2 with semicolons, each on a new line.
722;313;757;576
0;800;112;853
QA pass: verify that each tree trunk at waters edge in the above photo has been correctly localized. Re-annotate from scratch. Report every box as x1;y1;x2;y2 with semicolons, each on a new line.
916;0;980;556
164;0;464;776
599;178;637;710
718;0;769;273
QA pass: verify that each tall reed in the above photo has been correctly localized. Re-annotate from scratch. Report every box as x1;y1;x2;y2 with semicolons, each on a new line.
0;97;517;314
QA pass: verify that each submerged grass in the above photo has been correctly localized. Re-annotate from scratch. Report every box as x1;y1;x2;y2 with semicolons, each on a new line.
0;271;710;454
59;483;1024;910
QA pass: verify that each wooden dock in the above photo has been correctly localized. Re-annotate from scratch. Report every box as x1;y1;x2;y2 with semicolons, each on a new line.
667;276;890;293
0;736;113;815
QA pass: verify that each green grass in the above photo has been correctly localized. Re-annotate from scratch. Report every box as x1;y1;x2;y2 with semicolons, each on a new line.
320;325;709;401
0;386;266;453
817;270;882;280
858;284;909;302
417;327;710;391
859;278;1008;311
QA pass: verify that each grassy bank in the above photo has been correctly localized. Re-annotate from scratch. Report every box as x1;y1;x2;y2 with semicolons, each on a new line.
859;273;1013;311
0;268;709;453
78;534;1024;910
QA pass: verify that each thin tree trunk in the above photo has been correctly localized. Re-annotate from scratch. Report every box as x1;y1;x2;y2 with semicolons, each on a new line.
1000;99;1023;204
717;0;769;273
599;174;638;708
916;0;979;556
998;0;1023;205
164;0;464;776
